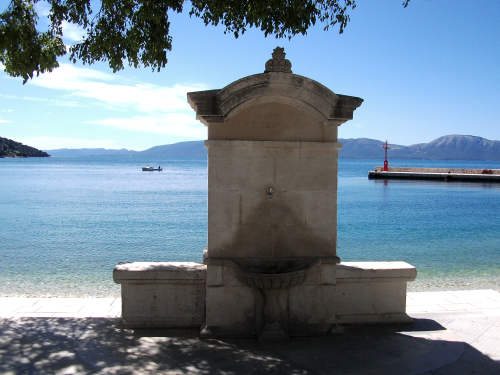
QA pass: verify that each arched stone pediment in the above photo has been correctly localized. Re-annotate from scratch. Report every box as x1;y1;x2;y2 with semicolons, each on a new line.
187;73;363;132
187;47;362;143
217;73;339;122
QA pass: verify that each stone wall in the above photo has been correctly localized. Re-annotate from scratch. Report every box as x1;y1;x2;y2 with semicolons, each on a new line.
114;261;417;328
206;140;341;262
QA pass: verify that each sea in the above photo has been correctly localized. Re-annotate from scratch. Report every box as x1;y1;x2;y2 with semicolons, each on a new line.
1;157;499;297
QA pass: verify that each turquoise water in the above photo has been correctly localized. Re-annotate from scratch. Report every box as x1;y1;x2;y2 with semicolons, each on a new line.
1;157;499;297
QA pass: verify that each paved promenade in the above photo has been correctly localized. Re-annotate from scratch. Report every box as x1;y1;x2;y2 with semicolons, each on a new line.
1;290;499;374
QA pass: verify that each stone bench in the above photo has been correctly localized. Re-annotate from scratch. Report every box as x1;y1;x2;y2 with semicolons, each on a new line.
114;261;416;328
113;262;206;328
336;262;417;324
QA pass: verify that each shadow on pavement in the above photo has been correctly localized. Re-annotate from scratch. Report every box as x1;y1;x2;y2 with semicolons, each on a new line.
0;317;499;374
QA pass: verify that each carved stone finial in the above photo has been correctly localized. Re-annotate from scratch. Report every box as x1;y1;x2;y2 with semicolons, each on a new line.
265;47;292;73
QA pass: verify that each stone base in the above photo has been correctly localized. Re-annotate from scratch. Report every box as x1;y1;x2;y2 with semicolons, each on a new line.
258;329;290;342
288;323;343;337
200;322;256;338
203;259;340;339
336;262;417;324
113;262;206;328
113;260;417;333
336;313;414;325
118;316;203;328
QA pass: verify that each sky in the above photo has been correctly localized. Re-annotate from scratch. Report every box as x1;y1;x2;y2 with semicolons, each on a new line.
1;1;499;151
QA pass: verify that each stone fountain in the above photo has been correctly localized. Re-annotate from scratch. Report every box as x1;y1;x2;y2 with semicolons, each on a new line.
113;48;417;340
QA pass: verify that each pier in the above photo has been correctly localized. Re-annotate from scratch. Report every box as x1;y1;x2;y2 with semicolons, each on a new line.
368;167;500;182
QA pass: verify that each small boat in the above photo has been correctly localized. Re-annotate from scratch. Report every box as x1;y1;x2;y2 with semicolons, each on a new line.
142;165;162;171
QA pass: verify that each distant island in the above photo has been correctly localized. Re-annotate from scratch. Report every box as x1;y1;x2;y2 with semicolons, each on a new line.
0;136;50;158
44;135;500;161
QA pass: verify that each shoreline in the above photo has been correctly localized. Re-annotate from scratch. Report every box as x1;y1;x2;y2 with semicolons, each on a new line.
2;271;499;298
2;273;499;298
2;284;499;298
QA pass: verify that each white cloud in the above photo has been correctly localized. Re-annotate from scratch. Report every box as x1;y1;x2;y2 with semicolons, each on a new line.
34;2;51;17
34;2;86;41
29;64;203;113
62;21;86;42
0;93;84;107
0;119;11;123
27;64;208;137
88;113;207;138
30;64;113;87
15;137;118;150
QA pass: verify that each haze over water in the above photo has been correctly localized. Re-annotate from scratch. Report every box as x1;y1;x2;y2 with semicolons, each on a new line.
1;157;499;297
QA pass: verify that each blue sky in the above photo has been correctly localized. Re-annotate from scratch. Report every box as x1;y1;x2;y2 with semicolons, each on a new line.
1;0;499;151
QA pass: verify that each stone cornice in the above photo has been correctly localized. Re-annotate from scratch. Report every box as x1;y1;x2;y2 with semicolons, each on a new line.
187;73;363;127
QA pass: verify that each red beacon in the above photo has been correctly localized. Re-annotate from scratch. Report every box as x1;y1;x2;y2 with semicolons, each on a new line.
382;141;389;171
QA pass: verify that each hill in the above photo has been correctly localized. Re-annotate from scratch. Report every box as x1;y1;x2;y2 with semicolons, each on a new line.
45;141;205;158
139;141;207;157
396;135;500;160
0;136;50;158
340;135;500;160
44;135;500;161
47;148;139;157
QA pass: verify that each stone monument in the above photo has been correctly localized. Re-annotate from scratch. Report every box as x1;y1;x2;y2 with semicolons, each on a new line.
188;47;361;340
113;48;417;341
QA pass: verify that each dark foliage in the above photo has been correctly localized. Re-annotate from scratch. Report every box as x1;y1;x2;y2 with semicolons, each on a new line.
0;136;50;157
1;0;410;83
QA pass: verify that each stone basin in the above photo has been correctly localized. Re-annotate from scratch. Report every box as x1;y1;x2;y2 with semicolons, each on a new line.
232;258;321;290
229;258;321;342
237;269;306;290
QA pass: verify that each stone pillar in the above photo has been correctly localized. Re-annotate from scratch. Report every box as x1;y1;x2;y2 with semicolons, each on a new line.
187;47;363;339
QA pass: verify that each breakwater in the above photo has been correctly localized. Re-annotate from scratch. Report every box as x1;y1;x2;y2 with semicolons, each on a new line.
369;167;500;182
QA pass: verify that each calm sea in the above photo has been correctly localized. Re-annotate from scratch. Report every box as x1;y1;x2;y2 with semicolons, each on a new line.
1;157;499;297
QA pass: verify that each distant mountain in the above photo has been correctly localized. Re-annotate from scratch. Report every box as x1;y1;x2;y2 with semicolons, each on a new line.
47;148;139;157
340;135;500;160
394;135;500;160
45;141;206;158
337;138;396;159
44;135;500;161
0;136;50;158
139;141;207;157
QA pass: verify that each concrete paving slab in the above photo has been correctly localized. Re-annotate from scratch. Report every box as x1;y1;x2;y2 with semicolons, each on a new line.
0;291;499;374
471;301;500;309
0;312;16;319
1;297;118;318
434;358;500;375
438;303;478;311
0;299;40;313
407;305;449;313
51;312;98;318
73;320;468;375
0;299;37;312
35;306;84;313
448;290;500;303
485;293;500;303
407;291;461;304
13;312;56;318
